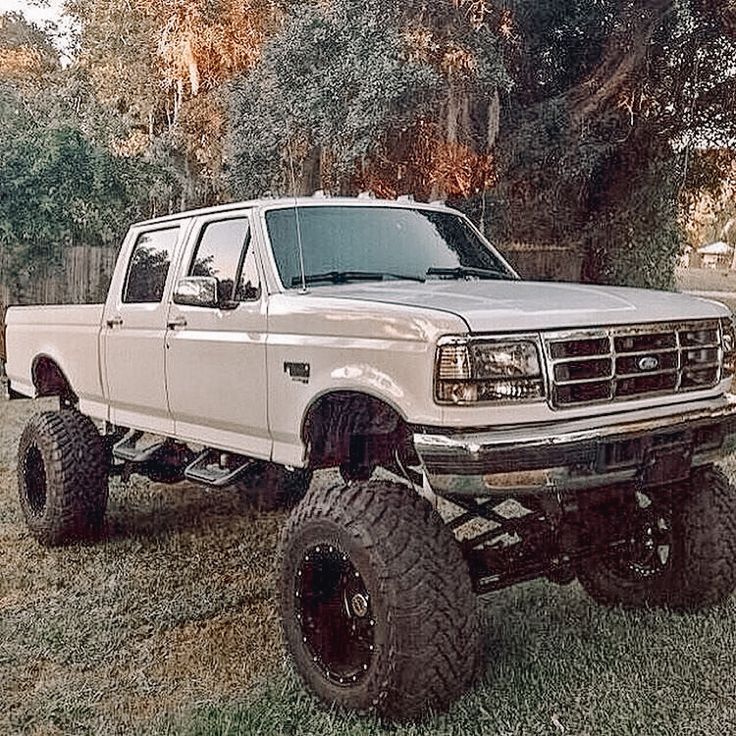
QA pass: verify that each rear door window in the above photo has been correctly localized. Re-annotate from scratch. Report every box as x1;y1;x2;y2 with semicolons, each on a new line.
123;227;179;304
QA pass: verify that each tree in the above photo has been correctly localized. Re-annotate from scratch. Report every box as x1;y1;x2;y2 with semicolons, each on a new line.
66;0;279;206
228;0;508;200
480;0;736;288
228;0;736;289
6;1;736;292
0;12;181;302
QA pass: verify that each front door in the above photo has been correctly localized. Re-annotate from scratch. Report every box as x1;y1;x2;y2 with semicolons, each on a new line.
164;213;271;459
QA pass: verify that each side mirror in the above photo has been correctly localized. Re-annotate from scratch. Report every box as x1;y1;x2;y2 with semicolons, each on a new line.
173;276;219;308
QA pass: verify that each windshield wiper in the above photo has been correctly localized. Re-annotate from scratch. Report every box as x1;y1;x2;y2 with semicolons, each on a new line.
426;266;514;281
291;270;425;287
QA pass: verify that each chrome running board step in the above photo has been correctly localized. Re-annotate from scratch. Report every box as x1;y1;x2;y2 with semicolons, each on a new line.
183;449;254;487
112;430;167;463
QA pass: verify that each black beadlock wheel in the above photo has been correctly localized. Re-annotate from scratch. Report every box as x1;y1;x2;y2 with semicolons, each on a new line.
297;544;375;686
578;466;736;611
278;480;484;720
17;410;109;546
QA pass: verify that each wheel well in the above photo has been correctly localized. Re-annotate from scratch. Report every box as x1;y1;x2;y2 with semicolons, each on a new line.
31;356;76;404
302;391;411;471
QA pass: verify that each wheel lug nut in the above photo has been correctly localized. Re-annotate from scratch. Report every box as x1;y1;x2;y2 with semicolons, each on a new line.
350;593;369;617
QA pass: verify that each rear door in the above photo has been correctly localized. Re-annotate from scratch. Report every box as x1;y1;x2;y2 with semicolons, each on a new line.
164;212;271;458
102;223;185;434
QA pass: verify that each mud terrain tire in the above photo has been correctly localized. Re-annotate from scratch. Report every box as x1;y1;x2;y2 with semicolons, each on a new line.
17;411;109;546
579;466;736;611
278;480;484;720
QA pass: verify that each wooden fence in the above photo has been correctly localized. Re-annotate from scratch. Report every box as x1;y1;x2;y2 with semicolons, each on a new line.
0;245;119;309
499;242;584;283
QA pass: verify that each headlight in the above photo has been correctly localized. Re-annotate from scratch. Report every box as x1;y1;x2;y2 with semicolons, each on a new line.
435;338;545;404
721;316;736;378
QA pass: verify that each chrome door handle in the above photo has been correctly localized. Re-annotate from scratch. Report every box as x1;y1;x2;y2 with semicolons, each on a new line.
167;316;187;329
106;316;123;328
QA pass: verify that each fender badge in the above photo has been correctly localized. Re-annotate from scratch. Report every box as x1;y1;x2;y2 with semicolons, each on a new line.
284;362;310;383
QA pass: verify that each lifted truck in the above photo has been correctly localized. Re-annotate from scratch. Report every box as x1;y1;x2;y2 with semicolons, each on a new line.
4;195;736;719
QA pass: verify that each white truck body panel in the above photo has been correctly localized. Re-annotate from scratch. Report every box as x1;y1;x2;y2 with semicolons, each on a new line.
5;304;106;416
305;280;726;332
265;293;466;465
100;221;192;436
162;211;271;458
4;196;734;469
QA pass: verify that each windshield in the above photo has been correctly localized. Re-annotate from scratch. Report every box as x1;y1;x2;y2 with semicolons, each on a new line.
264;205;517;288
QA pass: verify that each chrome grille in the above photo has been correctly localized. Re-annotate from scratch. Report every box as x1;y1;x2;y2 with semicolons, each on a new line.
545;321;723;408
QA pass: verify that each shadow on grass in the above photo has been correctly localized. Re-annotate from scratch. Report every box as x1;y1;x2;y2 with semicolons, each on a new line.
102;478;273;543
156;581;736;736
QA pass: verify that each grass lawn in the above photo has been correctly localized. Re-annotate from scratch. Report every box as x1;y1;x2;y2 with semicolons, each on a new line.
2;397;736;735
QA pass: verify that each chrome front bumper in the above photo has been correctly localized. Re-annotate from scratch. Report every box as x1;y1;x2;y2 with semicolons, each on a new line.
414;396;736;496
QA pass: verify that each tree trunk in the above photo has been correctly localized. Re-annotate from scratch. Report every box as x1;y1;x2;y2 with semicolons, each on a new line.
297;146;321;195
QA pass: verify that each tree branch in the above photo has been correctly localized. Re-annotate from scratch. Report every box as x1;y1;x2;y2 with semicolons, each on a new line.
564;0;674;123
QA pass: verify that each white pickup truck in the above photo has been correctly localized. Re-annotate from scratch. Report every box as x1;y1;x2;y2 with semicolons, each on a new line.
5;195;736;719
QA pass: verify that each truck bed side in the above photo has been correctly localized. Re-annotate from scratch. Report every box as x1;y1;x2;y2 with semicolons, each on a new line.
5;304;106;416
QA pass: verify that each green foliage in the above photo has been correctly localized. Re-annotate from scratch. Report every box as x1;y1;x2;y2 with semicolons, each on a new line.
4;0;736;294
0;13;182;300
583;155;684;290
508;0;614;99
493;0;736;288
227;0;736;288
65;0;164;125
0;83;178;297
228;1;439;197
228;0;508;198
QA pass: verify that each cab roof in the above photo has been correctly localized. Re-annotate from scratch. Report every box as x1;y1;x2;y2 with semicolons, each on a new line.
133;194;453;228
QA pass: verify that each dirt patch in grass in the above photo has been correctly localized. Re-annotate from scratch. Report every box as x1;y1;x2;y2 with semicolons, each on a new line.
0;397;286;735
149;606;280;696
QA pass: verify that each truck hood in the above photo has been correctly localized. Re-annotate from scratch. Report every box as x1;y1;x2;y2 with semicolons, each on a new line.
310;280;729;332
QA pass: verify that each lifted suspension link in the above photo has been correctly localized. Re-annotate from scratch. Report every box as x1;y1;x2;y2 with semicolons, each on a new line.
445;486;638;594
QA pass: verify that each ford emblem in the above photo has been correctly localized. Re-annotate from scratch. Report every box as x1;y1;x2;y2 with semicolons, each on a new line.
637;355;659;371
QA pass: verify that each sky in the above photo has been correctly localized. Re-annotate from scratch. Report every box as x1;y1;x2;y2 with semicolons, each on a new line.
1;0;65;25
1;0;75;60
